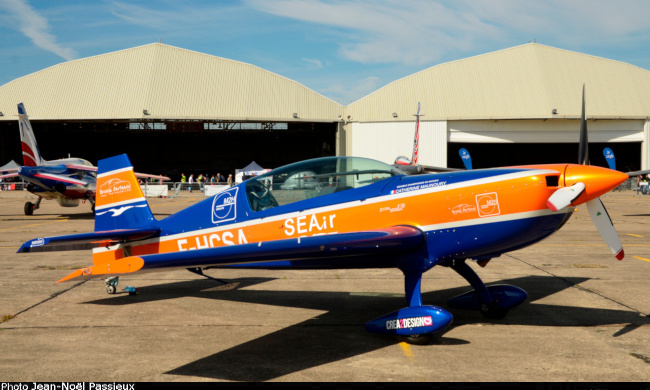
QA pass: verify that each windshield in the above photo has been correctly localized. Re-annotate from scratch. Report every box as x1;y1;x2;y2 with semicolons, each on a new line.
245;156;403;211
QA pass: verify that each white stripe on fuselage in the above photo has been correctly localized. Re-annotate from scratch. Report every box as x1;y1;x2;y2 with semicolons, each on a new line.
97;166;134;178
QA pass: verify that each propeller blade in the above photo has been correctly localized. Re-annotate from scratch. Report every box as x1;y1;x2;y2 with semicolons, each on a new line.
586;198;624;260
578;84;589;165
547;182;586;212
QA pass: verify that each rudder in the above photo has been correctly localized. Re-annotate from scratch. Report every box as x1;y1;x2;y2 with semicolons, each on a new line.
95;154;156;232
17;103;44;167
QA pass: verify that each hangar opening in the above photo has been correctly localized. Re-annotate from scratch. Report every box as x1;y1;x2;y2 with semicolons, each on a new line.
447;142;642;172
0;119;337;182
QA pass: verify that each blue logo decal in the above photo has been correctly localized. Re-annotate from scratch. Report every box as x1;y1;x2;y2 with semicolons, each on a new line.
31;238;45;247
212;187;238;224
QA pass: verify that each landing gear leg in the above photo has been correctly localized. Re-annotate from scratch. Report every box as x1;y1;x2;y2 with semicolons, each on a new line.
364;269;454;343
401;270;432;345
86;192;95;213
446;259;527;319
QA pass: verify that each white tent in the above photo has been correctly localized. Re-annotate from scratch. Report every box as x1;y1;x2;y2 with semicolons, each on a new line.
0;160;20;172
235;161;270;183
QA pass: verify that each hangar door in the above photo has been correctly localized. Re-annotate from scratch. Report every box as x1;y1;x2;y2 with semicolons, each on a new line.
346;121;447;167
447;119;646;171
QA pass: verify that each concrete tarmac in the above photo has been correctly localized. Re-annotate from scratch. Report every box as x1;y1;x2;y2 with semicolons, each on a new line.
0;189;649;382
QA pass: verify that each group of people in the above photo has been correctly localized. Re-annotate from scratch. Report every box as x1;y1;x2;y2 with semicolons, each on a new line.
180;172;233;192
636;174;648;195
0;177;9;191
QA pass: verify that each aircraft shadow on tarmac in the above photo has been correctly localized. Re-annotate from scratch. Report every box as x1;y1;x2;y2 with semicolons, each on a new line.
0;213;94;220
83;274;649;381
0;213;172;220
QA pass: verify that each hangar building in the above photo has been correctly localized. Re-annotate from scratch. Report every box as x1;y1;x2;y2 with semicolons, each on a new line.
0;43;344;178
345;43;650;171
1;43;649;178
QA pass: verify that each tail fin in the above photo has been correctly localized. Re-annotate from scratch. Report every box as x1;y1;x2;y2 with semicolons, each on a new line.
95;154;155;232
17;103;45;167
411;102;421;165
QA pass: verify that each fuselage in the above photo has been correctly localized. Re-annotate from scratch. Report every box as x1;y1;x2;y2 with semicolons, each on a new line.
19;157;96;205
92;162;575;270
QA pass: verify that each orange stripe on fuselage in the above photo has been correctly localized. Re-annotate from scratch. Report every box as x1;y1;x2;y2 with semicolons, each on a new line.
95;169;144;208
91;170;562;265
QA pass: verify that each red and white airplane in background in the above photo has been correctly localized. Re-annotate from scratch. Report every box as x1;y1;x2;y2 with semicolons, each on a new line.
393;102;466;174
17;87;637;343
0;103;169;215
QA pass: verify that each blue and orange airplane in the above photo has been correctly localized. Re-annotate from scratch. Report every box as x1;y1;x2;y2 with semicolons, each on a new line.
17;88;632;343
0;103;169;215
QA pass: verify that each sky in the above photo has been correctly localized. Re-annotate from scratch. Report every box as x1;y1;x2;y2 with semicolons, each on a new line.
1;0;650;105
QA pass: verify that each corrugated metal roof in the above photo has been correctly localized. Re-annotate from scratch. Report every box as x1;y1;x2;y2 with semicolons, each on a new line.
346;43;650;122
0;43;344;122
1;43;648;123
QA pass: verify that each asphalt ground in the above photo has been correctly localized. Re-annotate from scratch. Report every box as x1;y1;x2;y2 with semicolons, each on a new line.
0;189;649;382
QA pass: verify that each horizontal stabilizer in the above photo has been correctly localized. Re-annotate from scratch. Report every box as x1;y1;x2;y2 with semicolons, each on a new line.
18;228;161;253
57;226;425;282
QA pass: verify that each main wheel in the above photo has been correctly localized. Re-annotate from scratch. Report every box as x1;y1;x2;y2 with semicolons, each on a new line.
480;303;509;319
400;334;434;345
24;202;34;216
106;285;117;294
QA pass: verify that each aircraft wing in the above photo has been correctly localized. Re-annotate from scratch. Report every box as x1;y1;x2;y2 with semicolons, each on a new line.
420;165;462;173
18;227;161;253
65;164;97;172
134;172;171;181
626;169;650;177
66;164;170;181
33;172;88;186
394;164;461;175
56;226;426;282
0;169;19;180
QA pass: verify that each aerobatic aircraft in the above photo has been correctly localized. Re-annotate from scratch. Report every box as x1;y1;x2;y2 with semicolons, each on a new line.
0;103;169;215
18;87;634;343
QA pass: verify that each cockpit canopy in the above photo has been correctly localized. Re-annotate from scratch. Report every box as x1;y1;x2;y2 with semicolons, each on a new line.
245;156;404;211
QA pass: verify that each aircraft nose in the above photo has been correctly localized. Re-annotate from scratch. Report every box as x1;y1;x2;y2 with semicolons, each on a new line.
564;164;629;205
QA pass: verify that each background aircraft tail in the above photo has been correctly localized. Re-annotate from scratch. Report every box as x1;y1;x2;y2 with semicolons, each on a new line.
17;103;45;166
411;102;421;165
94;154;156;232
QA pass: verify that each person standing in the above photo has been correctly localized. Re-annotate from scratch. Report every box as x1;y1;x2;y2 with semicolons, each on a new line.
227;174;233;186
188;174;194;192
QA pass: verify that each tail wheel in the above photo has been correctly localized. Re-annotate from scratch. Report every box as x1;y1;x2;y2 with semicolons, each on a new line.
24;202;34;216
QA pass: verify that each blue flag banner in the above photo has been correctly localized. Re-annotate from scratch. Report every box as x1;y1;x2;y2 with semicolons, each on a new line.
459;148;472;170
603;148;615;170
